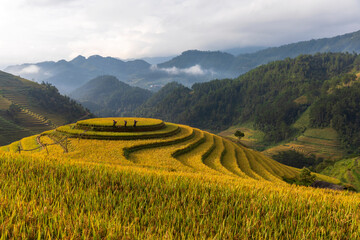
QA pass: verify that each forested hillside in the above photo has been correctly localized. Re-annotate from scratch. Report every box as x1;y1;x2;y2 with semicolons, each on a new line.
134;53;360;153
70;75;152;116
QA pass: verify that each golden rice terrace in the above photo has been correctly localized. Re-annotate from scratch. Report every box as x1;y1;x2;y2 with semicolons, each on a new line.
1;117;337;183
1;117;359;239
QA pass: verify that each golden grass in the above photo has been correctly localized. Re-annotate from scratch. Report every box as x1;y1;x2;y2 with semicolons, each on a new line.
0;117;355;238
2;118;340;185
202;136;235;175
176;132;220;175
0;152;358;239
57;122;179;139
20;135;40;152
77;117;163;127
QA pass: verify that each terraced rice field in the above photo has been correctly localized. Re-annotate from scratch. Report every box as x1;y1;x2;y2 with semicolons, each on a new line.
0;95;12;110
2;117;359;239
321;157;360;191
0;89;56;133
1;117;337;184
263;128;345;160
0;116;34;145
218;123;266;149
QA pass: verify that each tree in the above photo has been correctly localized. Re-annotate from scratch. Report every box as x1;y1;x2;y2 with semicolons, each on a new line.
298;167;316;186
234;130;245;140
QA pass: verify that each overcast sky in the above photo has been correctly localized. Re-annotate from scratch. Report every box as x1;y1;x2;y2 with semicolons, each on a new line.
1;0;360;68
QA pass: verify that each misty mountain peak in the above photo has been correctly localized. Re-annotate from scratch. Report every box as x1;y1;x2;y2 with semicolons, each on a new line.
70;55;86;64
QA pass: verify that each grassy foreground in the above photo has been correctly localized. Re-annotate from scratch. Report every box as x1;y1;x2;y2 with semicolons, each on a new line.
0;153;359;239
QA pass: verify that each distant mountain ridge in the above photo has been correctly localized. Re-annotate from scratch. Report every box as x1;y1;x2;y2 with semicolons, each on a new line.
5;30;360;93
158;50;236;72
230;30;360;73
5;56;151;93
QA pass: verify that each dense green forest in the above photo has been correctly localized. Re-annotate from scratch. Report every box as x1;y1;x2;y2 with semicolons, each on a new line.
310;82;360;153
134;53;360;153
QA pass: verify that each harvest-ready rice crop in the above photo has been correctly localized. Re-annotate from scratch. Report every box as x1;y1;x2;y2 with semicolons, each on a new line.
0;117;352;238
0;152;358;239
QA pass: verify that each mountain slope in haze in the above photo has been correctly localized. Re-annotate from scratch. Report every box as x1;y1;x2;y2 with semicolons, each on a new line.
0;71;92;146
134;52;360;154
5;53;234;93
4;55;151;93
231;30;360;73
157;50;237;76
157;30;360;76
6;30;360;94
70;75;152;117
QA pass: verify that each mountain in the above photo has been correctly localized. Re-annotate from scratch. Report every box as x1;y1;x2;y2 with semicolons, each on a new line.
4;53;237;93
134;52;360;155
4;55;151;93
70;75;152;116
153;30;360;78
4;30;360;96
222;46;266;56
158;50;236;74
141;56;175;64
0;70;92;146
230;30;360;73
5;30;360;94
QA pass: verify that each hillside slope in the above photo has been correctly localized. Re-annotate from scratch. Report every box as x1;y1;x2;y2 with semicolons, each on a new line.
320;157;360;190
0;71;92;146
1;117;359;239
134;53;360;155
1;117;339;185
70;75;152;116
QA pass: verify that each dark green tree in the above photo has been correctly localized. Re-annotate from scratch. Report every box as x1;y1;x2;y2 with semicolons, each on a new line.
234;130;245;140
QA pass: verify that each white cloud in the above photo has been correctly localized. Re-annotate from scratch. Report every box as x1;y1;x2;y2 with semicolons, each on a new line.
24;0;79;6
20;65;40;74
183;65;206;75
0;0;360;66
151;64;213;76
